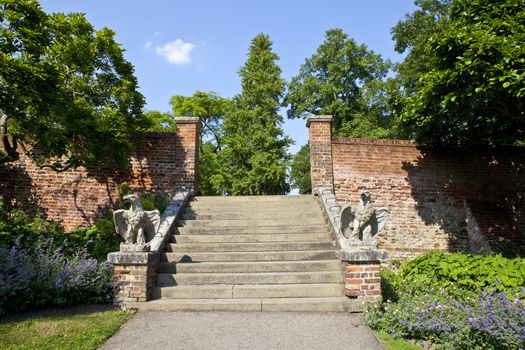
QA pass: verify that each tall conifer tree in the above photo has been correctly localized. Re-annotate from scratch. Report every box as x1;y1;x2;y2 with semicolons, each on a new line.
219;34;291;195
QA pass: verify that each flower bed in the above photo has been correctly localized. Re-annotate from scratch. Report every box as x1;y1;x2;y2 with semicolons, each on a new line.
365;252;525;350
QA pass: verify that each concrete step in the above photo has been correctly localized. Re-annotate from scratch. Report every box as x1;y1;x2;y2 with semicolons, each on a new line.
175;225;329;235
190;195;315;203
157;260;341;273
180;211;324;221
171;232;331;244
157;271;342;286
161;250;337;262
124;297;363;312
178;218;325;227
152;283;344;299
166;241;335;253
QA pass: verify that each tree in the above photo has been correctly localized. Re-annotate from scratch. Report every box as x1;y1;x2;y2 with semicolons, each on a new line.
284;28;393;138
218;34;292;195
391;0;452;95
170;91;233;195
144;110;176;131
0;0;148;170
289;144;311;194
395;0;525;149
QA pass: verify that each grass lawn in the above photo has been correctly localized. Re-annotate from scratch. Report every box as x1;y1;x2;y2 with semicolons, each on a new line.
375;331;425;350
0;307;134;350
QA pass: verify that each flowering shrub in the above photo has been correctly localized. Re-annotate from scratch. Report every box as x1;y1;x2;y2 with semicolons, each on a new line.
0;237;116;315
365;252;525;350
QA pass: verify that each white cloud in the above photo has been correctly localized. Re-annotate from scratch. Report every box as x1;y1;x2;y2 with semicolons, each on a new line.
155;39;195;65
145;41;152;48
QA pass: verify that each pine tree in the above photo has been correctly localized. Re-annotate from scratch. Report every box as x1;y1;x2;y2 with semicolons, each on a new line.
219;34;291;195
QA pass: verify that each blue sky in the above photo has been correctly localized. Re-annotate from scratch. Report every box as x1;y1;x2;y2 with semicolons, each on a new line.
39;0;416;154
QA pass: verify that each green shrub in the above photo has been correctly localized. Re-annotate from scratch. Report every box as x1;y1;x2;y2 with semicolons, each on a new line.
366;252;525;350
0;201;121;261
399;252;525;295
118;182;169;212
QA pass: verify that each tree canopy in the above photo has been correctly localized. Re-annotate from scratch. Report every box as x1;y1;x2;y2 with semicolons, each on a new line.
218;34;291;195
170;91;233;195
0;0;148;170
394;0;525;149
289;144;311;194
284;28;393;138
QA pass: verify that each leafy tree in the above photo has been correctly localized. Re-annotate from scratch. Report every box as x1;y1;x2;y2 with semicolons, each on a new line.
0;0;148;170
289;144;311;194
171;91;233;195
171;91;232;153
391;0;452;95
218;34;292;195
144;110;176;131
284;28;393;138
395;0;525;149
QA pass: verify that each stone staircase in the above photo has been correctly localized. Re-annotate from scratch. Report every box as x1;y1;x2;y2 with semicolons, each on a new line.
140;195;360;312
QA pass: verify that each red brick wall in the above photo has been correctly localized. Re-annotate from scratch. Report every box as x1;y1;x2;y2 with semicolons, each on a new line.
331;137;524;258
0;121;199;231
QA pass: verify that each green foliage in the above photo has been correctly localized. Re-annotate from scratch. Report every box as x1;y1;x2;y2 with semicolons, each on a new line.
0;0;149;170
0;200;121;261
395;0;525;149
367;253;525;349
391;0;452;95
289;144;311;194
117;182;169;212
399;251;525;295
69;219;122;262
170;91;233;195
284;28;393;138
218;34;292;195
144;110;176;131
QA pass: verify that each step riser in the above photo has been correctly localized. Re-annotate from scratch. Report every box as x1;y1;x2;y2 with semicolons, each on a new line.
188;196;317;203
157;272;342;286
161;251;337;262
125;298;364;312
181;212;324;220
157;261;341;273
172;233;331;244
175;226;329;235
166;242;335;252
179;219;325;227
152;284;344;299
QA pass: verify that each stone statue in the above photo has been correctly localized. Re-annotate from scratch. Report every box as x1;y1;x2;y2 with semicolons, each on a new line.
113;194;161;250
340;190;389;245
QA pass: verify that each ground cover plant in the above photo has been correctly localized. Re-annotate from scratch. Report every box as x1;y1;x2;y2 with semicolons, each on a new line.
365;252;525;350
0;237;116;315
0;308;133;350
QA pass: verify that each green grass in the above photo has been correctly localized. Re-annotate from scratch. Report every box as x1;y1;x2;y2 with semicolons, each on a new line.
375;331;425;350
0;309;134;350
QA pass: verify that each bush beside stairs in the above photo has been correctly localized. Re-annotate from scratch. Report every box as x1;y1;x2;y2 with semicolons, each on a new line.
136;195;361;312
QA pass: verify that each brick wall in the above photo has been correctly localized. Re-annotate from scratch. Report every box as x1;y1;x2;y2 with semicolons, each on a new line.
332;138;523;258
307;116;524;259
0;118;199;231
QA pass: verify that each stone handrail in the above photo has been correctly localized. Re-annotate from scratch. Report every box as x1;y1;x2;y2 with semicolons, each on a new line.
317;186;343;249
148;188;191;252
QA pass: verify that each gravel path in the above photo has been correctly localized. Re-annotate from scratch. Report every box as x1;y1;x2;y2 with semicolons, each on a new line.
99;311;385;350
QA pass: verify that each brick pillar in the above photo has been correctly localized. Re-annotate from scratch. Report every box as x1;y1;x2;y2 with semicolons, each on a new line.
108;252;158;303
306;115;334;194
342;261;382;300
340;250;387;301
175;117;200;193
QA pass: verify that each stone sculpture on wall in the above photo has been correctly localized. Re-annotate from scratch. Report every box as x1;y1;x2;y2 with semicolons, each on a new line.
340;190;389;248
113;194;161;251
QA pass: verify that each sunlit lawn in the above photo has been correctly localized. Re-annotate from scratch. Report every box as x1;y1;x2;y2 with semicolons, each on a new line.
0;308;134;350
